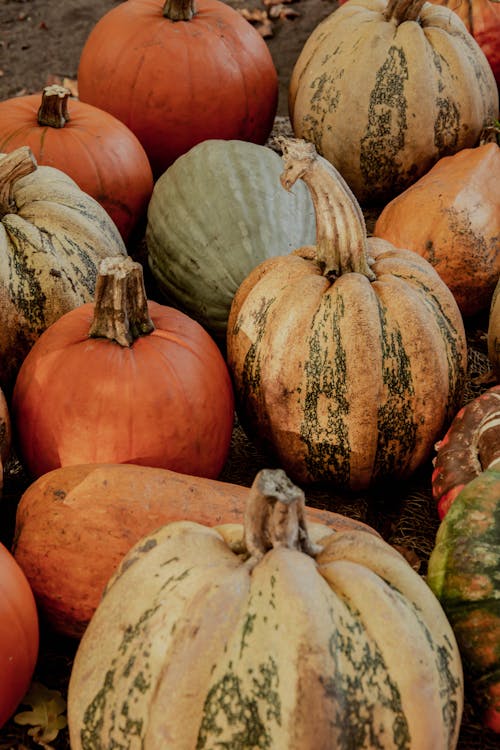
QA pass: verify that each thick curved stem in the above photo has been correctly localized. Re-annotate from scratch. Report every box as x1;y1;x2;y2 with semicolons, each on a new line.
0;147;37;218
244;468;322;565
163;0;196;20
385;0;426;23
37;85;71;129
88;257;155;347
279;138;375;280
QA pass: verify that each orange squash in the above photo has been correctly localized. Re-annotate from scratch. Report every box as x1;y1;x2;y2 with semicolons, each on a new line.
0;85;153;243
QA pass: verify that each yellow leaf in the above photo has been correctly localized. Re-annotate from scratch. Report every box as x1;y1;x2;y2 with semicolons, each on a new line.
14;682;67;747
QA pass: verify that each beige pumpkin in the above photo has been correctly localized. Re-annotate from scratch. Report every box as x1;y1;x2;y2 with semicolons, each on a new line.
289;0;499;204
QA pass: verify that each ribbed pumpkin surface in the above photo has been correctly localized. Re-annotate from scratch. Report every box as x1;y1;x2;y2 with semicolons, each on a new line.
146;139;316;339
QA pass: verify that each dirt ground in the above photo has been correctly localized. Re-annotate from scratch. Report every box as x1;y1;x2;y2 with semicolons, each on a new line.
0;0;338;116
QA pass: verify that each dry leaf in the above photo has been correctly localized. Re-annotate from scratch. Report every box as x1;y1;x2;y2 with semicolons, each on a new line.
14;682;67;749
239;8;274;37
268;4;300;19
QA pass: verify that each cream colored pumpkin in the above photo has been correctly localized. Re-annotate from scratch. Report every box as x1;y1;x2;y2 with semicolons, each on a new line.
68;468;464;749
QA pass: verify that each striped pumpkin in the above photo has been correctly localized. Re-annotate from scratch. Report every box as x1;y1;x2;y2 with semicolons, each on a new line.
0;146;126;395
68;468;464;749
289;0;499;204
489;278;500;379
227;138;467;490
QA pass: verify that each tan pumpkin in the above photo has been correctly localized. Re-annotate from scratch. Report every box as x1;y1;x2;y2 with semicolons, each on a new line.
373;142;500;317
289;0;499;204
227;138;467;490
67;468;464;749
0;146;126;395
488;276;500;379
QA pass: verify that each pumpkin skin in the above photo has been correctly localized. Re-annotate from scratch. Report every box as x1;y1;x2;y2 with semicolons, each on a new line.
373;142;500;317
146;139;316;340
488;277;500;379
77;0;278;178
0;147;127;396
0;542;39;729
12;257;234;481
67;468;463;749
427;467;500;733
227;139;467;490
289;0;499;204
0;387;10;493
12;462;377;638
432;385;500;518
0;85;154;243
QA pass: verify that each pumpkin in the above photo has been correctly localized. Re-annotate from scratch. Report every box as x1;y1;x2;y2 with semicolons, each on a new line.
0;146;126;396
288;0;499;204
373;142;500;317
0;542;39;729
0;85;154;243
77;0;278;178
227;138;467;490
146;139;316;340
432;385;500;518
12;462;377;638
12;256;234;480
67;467;464;749
488;277;500;379
427;467;500;733
0;387;10;493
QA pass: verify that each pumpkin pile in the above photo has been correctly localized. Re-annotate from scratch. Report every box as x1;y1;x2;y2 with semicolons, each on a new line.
0;0;498;744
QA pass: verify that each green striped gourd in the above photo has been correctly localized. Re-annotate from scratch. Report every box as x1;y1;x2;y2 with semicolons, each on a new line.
0;146;126;395
226;138;467;490
288;0;499;204
68;468;464;749
427;467;500;733
488;278;500;379
146;139;316;340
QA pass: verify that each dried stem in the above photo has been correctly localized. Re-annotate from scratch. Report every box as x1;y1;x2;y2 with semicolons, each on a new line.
37;85;71;129
0;147;38;218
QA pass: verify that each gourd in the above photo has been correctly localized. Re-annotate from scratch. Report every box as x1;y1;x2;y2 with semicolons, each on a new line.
432;385;500;518
488;277;500;379
0;85;154;243
12;462;377;638
77;0;278;177
227;138;467;490
0;542;39;729
67;467;464;749
12;256;234;481
289;0;499;204
427;467;500;733
373;142;500;317
146;139;316;340
0;146;127;396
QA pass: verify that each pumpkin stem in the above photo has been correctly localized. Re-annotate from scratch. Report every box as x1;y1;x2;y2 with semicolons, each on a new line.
88;256;155;347
278;137;375;280
244;468;322;564
384;0;426;23
37;85;71;129
163;0;196;21
0;146;38;218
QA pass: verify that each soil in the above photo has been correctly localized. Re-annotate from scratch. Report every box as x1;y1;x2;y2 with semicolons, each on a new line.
0;2;496;749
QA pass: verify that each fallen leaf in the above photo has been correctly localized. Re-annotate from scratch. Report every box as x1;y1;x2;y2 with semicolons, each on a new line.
268;4;300;19
239;8;274;37
14;682;68;749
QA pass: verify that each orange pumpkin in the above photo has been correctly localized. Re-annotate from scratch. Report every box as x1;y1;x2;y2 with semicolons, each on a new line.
12;256;234;480
0;387;10;494
77;0;278;177
0;85;153;243
373;142;500;317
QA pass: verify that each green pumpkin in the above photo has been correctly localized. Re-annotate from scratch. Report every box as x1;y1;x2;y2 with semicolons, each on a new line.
427;467;500;733
146;139;316;340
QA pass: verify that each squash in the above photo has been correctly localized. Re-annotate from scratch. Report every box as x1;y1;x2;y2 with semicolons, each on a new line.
227;138;467;490
67;467;464;749
12;462;377;638
77;0;278;178
0;387;10;494
432;385;500;518
0;542;39;729
0;85;154;243
488;277;500;379
289;0;499;204
12;256;234;481
427;467;500;733
0;146;126;396
373;142;500;317
146;139;316;340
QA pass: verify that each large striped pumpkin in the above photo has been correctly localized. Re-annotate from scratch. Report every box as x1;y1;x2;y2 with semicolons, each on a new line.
227;138;467;490
289;0;499;204
68;468;464;749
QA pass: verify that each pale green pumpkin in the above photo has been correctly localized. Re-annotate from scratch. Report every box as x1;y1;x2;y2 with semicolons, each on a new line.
146;139;316;339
